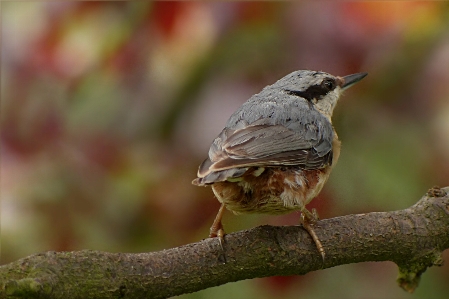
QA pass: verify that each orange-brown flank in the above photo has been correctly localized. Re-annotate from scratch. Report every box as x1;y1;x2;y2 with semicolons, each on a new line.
211;166;330;215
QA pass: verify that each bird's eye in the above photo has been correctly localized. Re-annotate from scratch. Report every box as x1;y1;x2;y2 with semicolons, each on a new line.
322;79;336;91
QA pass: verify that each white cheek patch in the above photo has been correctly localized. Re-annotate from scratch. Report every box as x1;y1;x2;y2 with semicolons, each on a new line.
314;88;342;119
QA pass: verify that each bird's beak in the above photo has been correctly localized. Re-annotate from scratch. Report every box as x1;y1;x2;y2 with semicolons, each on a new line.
341;73;368;90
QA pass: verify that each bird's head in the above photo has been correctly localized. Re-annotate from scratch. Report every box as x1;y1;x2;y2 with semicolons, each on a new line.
272;70;367;120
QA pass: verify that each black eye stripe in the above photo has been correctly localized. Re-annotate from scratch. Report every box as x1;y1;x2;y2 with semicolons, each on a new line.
284;84;328;101
284;78;336;101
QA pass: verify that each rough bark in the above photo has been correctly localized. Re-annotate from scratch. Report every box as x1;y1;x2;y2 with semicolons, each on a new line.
1;186;449;299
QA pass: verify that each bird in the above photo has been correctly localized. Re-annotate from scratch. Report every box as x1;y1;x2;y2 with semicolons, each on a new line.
192;70;367;259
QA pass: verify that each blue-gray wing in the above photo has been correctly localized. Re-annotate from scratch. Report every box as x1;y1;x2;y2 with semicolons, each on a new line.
194;115;334;184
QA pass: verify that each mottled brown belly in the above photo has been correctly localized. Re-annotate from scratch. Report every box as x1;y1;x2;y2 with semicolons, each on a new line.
211;166;331;215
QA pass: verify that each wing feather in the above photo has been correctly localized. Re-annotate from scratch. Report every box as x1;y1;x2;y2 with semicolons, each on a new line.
197;120;333;181
224;125;313;159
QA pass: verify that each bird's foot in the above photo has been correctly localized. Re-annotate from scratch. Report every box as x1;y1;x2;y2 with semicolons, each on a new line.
209;203;226;250
301;207;320;223
209;223;226;250
300;208;325;262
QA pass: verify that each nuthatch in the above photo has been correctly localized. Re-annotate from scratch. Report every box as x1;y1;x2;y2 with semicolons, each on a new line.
192;70;367;259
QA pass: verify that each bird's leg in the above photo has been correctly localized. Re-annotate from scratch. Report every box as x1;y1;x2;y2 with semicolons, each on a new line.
300;207;325;261
209;203;226;249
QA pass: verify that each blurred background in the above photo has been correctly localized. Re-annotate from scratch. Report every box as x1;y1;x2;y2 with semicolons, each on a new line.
2;2;449;298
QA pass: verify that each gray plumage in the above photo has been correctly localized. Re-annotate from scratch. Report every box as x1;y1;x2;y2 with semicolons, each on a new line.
194;70;339;185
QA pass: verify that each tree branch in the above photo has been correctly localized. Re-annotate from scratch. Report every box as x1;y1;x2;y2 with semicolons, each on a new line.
1;187;449;299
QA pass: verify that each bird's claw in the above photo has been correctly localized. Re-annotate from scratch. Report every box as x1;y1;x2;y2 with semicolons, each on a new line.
209;228;226;250
301;209;325;262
